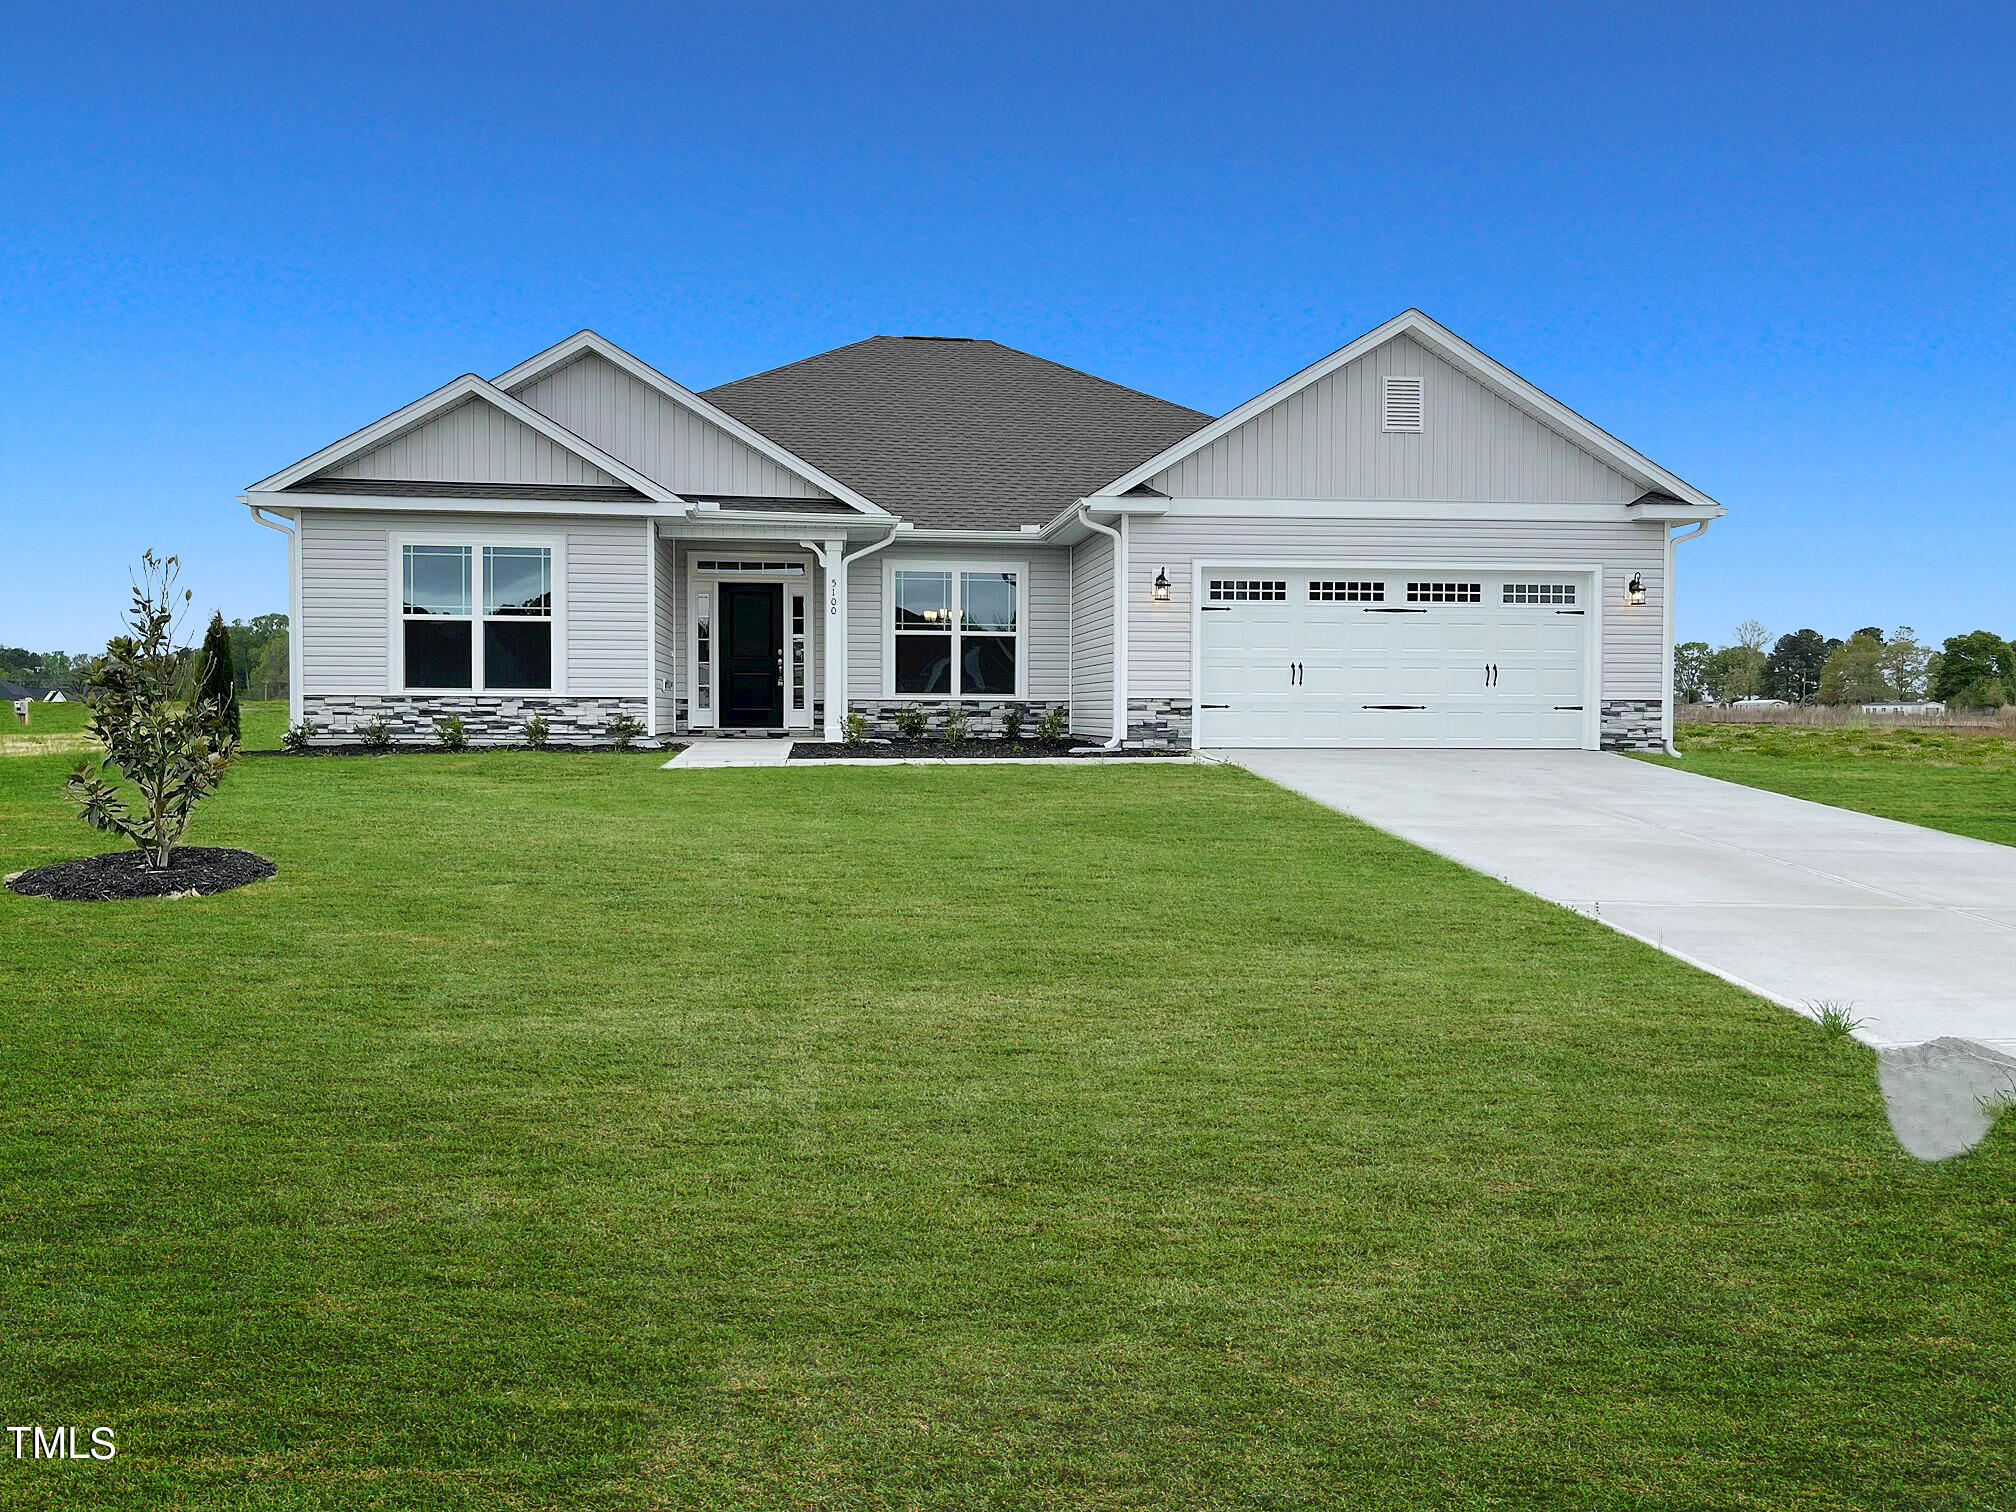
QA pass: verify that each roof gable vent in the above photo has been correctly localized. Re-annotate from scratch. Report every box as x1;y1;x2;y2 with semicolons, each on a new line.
1381;375;1425;433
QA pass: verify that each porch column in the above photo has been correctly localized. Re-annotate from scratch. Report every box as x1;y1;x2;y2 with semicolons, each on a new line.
823;537;848;741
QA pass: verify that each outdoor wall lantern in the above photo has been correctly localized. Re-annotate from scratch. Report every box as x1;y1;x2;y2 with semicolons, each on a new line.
1151;567;1171;602
1625;572;1646;607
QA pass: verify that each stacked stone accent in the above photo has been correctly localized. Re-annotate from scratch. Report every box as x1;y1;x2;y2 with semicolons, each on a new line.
1600;698;1663;751
301;695;649;747
846;699;1070;739
1125;698;1193;749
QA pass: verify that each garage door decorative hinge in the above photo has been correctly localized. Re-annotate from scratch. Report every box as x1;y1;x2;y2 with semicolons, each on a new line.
1363;704;1427;711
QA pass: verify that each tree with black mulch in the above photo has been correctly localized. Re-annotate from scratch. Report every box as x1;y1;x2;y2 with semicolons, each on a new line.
197;610;240;740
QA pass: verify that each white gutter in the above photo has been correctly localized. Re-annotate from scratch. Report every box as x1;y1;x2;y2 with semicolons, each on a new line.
1076;506;1128;747
247;504;302;727
1663;519;1713;755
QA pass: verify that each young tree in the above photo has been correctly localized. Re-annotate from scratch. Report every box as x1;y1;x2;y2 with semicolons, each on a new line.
1673;641;1713;704
1932;630;2015;708
197;611;241;739
1878;627;1935;702
1818;631;1894;705
1763;629;1834;702
64;553;241;870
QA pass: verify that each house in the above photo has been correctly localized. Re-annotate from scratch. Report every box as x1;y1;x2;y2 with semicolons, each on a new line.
242;311;1723;751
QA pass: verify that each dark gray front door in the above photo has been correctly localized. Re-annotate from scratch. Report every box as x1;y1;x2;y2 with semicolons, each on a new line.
720;583;784;727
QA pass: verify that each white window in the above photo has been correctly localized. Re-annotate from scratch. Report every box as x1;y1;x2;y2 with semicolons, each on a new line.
890;565;1021;697
1310;580;1384;602
1504;582;1576;605
1381;375;1425;433
398;541;557;691
1208;579;1287;602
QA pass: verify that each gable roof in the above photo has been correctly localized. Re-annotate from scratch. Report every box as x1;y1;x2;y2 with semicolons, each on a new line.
246;373;681;502
1093;310;1722;511
701;336;1212;529
493;331;887;516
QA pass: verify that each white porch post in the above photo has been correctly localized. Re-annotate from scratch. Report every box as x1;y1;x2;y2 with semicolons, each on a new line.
823;536;848;741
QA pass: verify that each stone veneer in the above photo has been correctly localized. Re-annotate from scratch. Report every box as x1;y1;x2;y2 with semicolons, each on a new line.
302;694;649;746
1600;698;1664;751
846;699;1070;739
1125;698;1193;749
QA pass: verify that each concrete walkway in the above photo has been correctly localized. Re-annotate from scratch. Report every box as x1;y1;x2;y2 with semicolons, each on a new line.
1226;749;2016;1054
663;739;794;768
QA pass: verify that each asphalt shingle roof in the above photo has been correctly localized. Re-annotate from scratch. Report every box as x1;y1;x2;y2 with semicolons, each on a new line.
701;336;1212;529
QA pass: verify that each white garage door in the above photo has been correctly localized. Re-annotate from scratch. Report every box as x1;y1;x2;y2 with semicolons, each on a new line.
1197;570;1595;748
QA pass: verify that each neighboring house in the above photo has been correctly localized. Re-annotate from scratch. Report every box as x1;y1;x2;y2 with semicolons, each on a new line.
0;681;63;705
242;310;1723;751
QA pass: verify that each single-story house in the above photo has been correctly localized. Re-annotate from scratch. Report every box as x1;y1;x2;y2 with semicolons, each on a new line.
242;310;1723;751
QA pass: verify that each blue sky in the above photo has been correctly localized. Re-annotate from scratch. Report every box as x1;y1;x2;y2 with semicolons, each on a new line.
3;1;2011;653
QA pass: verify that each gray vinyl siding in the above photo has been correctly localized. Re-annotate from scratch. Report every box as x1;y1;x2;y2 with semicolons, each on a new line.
1126;514;1668;700
1149;335;1641;504
846;546;1071;701
1069;534;1115;739
296;509;648;697
328;398;622;485
514;353;834;500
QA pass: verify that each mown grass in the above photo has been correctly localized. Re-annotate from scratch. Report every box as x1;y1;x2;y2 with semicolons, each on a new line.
1639;722;2016;847
1;748;2011;1509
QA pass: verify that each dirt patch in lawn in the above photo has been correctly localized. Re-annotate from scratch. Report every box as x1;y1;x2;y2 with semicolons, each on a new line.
7;846;277;901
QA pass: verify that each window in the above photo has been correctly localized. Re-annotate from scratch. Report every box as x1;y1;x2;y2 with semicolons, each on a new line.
891;567;1019;696
1310;580;1384;602
1381;375;1425;433
695;560;806;576
791;592;807;711
400;542;554;691
1504;582;1576;605
695;594;711;710
1406;581;1481;603
1207;579;1287;602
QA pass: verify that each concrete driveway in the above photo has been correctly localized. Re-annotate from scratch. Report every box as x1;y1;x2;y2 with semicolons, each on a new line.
1225;750;2016;1054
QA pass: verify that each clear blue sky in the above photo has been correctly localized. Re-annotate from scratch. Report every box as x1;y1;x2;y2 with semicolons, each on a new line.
3;2;2011;653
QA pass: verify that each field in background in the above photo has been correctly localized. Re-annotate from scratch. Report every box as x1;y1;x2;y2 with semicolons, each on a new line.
1680;702;2016;733
1641;722;2016;846
2;699;288;758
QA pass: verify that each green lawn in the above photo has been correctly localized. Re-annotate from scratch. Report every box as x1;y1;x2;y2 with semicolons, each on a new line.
3;699;289;758
1;746;2011;1510
1638;722;2016;847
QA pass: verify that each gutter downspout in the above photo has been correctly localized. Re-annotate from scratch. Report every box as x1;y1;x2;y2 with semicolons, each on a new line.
803;529;902;741
1076;507;1127;747
247;504;301;728
1664;519;1713;755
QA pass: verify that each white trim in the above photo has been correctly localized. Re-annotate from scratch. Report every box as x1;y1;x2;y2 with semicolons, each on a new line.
492;330;890;517
1093;310;1723;512
880;558;1030;700
683;550;817;730
246;373;683;502
1188;559;1604;752
1151;497;1721;523
644;517;658;738
386;529;569;696
244;489;663;519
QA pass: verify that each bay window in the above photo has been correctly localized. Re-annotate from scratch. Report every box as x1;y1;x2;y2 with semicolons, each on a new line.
891;565;1020;696
400;541;555;691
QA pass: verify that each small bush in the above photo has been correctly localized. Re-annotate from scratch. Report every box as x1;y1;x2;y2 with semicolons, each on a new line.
892;705;929;740
842;711;868;746
999;706;1025;741
359;717;392;751
607;713;645;749
522;714;550;749
1034;706;1069;743
941;706;970;743
434;715;467;750
281;717;320;753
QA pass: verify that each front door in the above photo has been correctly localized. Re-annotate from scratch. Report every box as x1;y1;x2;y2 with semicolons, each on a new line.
720;583;784;727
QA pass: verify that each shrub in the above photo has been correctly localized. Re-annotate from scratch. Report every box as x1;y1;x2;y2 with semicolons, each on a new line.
196;610;241;741
522;713;550;749
1933;630;2015;706
434;715;467;750
281;717;319;753
892;705;929;740
841;711;868;746
359;717;392;750
64;551;240;870
999;705;1025;741
941;706;970;743
1034;705;1069;743
607;713;645;749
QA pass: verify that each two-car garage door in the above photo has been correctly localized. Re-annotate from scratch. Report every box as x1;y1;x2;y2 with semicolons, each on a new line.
1197;569;1596;748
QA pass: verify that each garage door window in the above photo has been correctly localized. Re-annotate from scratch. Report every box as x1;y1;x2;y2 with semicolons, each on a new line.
1208;579;1286;602
1503;583;1576;605
1310;580;1384;602
1406;581;1481;603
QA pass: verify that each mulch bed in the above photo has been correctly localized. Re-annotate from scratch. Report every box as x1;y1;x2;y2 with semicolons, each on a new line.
6;846;277;901
245;744;681;757
788;740;1188;761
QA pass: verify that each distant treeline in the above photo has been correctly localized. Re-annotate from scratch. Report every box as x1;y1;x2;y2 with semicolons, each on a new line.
1677;624;2015;708
2;614;289;700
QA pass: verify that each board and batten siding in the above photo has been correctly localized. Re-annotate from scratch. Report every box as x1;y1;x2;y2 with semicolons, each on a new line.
327;398;622;485
514;353;834;500
296;508;649;696
1070;534;1115;739
846;546;1071;702
1125;514;1669;700
653;534;680;734
1148;335;1642;504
